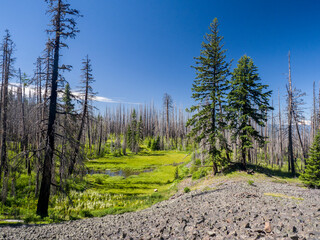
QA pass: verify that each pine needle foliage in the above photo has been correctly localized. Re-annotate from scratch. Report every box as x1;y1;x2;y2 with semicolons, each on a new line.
226;55;272;168
300;131;320;188
186;18;231;174
127;109;141;154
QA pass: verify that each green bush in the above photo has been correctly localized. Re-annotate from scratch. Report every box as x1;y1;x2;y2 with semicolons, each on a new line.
190;165;198;174
80;210;93;218
151;136;161;151
184;187;190;193
95;176;104;184
174;167;179;180
180;167;190;178
194;159;201;165
192;168;207;180
248;180;254;186
23;212;41;224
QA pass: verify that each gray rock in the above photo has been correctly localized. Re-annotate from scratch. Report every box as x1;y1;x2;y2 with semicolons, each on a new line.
0;180;319;240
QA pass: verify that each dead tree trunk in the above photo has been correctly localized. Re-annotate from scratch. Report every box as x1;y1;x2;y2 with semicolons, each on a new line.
0;30;14;204
287;51;295;175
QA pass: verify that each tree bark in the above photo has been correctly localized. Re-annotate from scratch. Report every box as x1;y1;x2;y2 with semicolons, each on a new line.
37;0;61;217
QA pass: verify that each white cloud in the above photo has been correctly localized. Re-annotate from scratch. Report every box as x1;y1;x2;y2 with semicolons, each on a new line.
298;119;311;126
8;82;140;105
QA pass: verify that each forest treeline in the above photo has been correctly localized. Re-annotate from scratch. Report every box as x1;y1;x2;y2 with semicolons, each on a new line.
0;0;319;218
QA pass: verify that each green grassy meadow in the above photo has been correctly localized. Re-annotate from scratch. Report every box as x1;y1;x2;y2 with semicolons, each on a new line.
0;149;191;224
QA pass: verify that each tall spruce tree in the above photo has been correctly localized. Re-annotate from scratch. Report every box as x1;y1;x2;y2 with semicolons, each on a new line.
60;82;75;185
127;109;140;154
227;55;272;168
300;131;320;188
186;18;231;175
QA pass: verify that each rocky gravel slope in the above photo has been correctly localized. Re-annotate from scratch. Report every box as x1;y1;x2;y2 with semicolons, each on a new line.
1;179;320;240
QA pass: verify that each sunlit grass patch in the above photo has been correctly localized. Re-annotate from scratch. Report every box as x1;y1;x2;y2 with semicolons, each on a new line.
86;151;189;171
263;192;304;201
0;150;190;224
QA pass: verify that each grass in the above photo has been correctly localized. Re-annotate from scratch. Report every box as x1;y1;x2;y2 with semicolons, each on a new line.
221;162;302;184
263;192;304;201
186;160;304;192
86;150;188;171
0;150;191;224
248;180;254;185
1;147;306;224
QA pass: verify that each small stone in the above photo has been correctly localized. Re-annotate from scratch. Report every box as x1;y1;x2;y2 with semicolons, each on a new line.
207;231;216;236
293;226;298;233
154;189;158;192
290;235;299;240
244;222;250;228
264;222;272;233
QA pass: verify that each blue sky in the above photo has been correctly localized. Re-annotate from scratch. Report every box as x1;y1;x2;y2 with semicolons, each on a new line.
0;0;320;115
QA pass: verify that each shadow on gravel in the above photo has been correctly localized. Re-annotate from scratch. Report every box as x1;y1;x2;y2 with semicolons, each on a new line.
222;162;298;179
0;223;44;229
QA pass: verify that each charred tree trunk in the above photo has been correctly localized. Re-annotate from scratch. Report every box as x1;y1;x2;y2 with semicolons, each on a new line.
37;0;62;217
287;51;295;175
0;31;14;204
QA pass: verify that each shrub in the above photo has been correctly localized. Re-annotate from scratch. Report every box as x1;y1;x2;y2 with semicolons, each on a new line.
190;165;198;174
23;212;41;224
95;176;104;184
180;167;190;177
184;187;190;193
174;167;179;180
192;168;207;180
194;159;201;165
80;210;93;218
151;136;161;151
248;180;254;186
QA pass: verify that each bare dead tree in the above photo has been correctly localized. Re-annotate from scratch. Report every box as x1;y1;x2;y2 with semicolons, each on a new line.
0;30;15;203
37;0;81;218
69;55;95;175
287;51;295;175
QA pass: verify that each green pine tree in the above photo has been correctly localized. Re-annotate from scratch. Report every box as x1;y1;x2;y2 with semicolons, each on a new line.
126;109;140;154
186;18;231;175
62;82;74;114
226;55;272;168
137;116;144;144
151;136;160;151
300;131;320;188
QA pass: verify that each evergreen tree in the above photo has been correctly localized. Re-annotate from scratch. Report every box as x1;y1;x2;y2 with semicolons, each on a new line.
127;109;140;154
137;116;144;143
62;82;74;114
186;18;231;175
226;55;272;168
300;131;320;188
60;82;75;185
151;135;161;151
